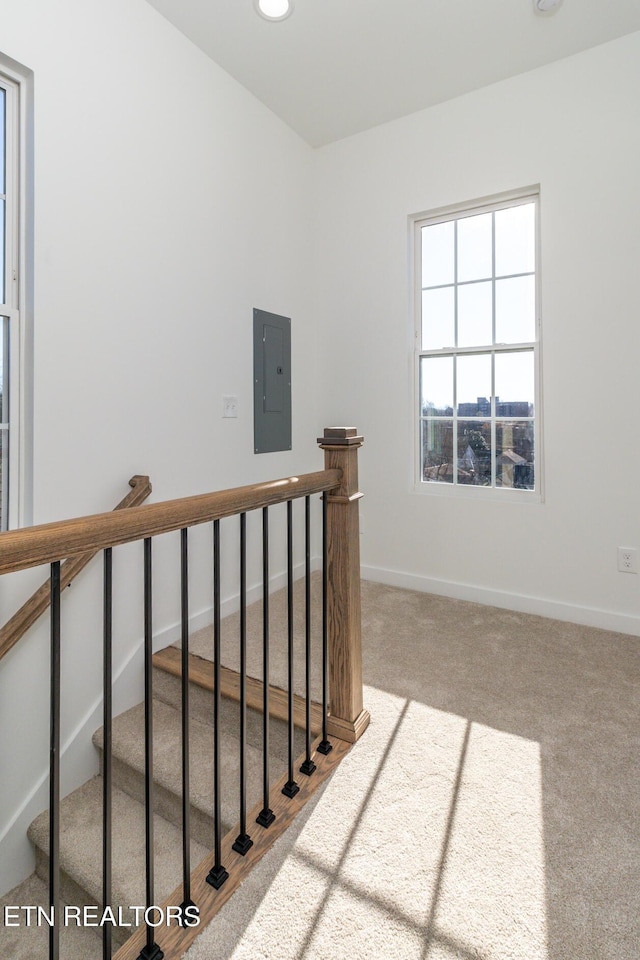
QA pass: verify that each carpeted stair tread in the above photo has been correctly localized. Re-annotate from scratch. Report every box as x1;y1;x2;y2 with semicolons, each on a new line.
92;698;272;844
152;657;309;766
186;572;323;702
0;872;102;960
27;777;209;943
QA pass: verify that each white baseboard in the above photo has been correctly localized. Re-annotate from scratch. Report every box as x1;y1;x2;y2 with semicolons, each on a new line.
361;564;640;637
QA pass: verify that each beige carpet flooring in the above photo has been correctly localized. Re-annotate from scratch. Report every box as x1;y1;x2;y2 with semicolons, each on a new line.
185;579;640;960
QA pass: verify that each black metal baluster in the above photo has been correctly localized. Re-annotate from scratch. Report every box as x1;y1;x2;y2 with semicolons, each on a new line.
137;538;163;960
206;520;229;889
300;496;316;776
282;500;299;798
317;492;333;756
256;506;275;828
233;513;253;855
179;529;198;922
103;549;113;960
49;561;61;960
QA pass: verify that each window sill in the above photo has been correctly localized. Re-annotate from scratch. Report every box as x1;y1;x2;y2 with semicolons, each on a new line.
411;480;543;505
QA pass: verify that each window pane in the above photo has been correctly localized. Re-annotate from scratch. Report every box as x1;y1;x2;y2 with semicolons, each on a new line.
0;316;6;528
495;202;535;277
457;353;491;416
420;356;453;416
0;199;5;304
0;87;5;195
495;275;535;344
457;420;491;486
421;419;453;483
496;421;534;489
0;428;7;529
457;212;492;282
422;286;454;349
0;316;6;422
422;221;454;288
458;280;492;348
495;351;534;417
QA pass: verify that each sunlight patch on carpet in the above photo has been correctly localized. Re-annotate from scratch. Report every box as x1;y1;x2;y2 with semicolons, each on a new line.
218;685;548;960
222;855;333;960
431;721;548;960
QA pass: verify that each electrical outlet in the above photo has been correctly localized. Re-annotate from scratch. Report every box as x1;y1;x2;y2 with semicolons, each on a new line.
617;547;638;574
222;395;238;418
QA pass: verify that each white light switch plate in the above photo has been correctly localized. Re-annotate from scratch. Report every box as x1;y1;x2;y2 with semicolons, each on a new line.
222;395;238;418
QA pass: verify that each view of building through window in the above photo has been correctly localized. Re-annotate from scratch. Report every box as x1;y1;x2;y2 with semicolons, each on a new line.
416;194;538;492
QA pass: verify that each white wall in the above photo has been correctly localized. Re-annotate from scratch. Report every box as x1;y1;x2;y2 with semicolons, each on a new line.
314;32;640;634
0;0;319;892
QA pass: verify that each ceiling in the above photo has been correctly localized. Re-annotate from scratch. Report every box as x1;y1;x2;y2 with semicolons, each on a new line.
144;0;640;147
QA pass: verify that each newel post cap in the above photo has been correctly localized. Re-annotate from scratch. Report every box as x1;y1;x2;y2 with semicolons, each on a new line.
317;427;364;447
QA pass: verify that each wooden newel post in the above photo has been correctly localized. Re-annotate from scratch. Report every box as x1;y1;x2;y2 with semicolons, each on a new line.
317;427;370;743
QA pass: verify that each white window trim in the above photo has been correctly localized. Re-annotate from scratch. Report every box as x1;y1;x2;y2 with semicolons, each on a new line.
1;55;32;530
409;186;544;504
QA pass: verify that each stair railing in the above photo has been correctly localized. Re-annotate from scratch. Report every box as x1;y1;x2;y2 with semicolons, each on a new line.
0;474;153;660
0;427;368;960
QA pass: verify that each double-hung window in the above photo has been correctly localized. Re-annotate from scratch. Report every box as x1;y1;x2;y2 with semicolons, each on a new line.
414;190;540;497
0;68;22;530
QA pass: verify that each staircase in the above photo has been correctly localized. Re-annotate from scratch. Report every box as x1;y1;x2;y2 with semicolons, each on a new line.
5;628;308;959
0;428;369;960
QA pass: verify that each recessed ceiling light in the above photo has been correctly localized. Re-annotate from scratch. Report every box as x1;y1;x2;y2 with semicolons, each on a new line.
254;0;294;21
534;0;563;12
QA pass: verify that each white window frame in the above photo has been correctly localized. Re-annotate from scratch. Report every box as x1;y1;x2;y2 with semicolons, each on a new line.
1;58;30;530
411;187;543;503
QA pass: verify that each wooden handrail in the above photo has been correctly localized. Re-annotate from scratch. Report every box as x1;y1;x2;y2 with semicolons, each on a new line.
0;469;341;577
0;475;152;661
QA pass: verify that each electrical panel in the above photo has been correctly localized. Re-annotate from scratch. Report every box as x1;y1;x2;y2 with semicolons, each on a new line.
253;309;291;454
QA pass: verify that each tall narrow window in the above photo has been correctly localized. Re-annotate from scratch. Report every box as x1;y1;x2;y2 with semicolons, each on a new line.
0;68;22;530
414;191;540;496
